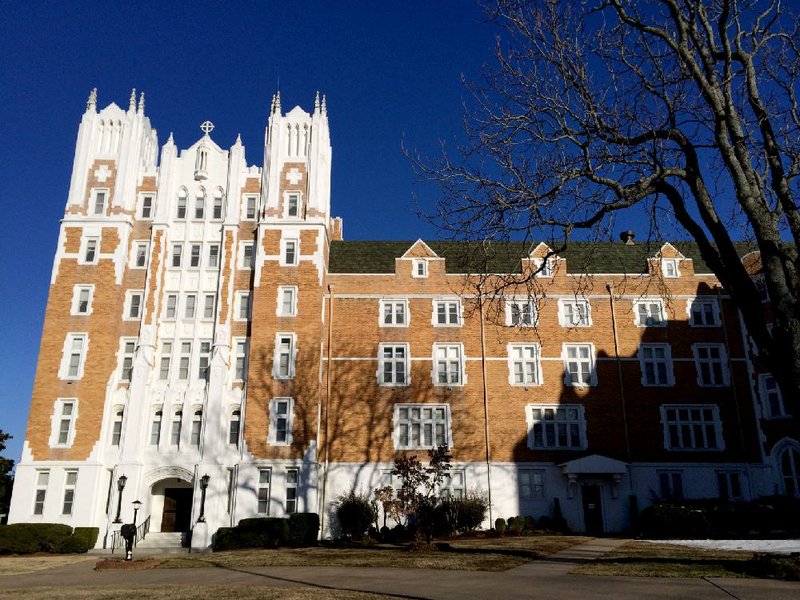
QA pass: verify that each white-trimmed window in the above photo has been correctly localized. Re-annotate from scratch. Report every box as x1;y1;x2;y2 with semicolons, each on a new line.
661;404;724;450
658;471;684;499
60;333;88;380
198;341;211;380
171;243;182;268
505;299;535;326
244;195;258;220
190;409;203;447
110;408;124;446
558;299;591;327
257;469;271;514
71;285;94;315
120;339;136;381
273;333;296;379
508;344;541;386
124;291;143;321
281;238;299;266
759;374;787;419
412;258;428;278
176;192;187;219
234;339;248;381
717;471;743;500
433;300;462;326
440;471;465;499
693;343;729;386
139;194;154;219
170;409;183;446
634;299;666;327
178;341;192;380
277;286;297;317
380;299;408;327
286;192;300;218
433;343;464;386
150;410;162;445
562;343;596;387
229;408;241;446
639;344;674;386
165;294;178;320
189;243;201;268
80;236;99;264
239;242;254;269
269;397;294;445
379;343;409;386
62;470;78;515
286;469;298;514
203;294;216;320
184;294;197;319
519;469;546;500
132;241;149;269
33;470;49;515
661;258;680;278
688;297;720;327
534;258;554;277
207;244;220;268
394;404;450;449
91;188;108;215
212;193;223;220
50;399;78;447
194;194;205;220
526;404;587;450
159;342;172;380
235;292;251;321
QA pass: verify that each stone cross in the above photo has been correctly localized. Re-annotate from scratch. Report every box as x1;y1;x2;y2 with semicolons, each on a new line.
94;165;112;183
286;168;302;185
200;121;215;135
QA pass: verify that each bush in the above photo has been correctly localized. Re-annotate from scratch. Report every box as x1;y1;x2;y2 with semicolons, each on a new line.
0;523;75;554
494;518;506;535
218;517;290;549
57;527;99;553
507;516;524;536
213;527;267;551
639;504;711;539
335;491;377;540
442;494;489;535
288;512;320;547
538;515;554;532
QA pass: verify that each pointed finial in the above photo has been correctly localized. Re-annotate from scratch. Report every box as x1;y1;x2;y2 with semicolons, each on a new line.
235;133;242;145
274;90;281;113
314;91;320;111
86;88;97;111
270;93;275;112
129;88;137;111
321;94;327;114
138;91;145;113
167;131;174;145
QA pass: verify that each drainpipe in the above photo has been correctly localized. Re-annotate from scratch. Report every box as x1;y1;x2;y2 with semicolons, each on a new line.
478;288;493;525
319;283;335;536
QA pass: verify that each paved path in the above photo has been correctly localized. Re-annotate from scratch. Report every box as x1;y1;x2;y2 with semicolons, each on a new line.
1;538;799;599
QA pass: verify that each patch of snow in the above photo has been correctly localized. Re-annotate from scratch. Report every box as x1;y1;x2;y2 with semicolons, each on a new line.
642;539;800;555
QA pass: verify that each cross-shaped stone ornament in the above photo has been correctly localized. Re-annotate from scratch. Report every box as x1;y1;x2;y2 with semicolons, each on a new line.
200;121;215;135
286;168;302;185
94;165;112;183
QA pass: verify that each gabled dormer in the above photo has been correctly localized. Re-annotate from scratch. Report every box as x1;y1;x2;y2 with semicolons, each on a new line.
396;240;443;278
522;242;562;278
648;243;693;278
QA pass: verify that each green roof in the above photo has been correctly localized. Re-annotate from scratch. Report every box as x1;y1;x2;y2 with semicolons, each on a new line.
328;240;758;275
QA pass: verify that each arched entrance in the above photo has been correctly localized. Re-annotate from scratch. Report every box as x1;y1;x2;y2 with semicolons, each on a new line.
770;438;800;498
144;467;195;533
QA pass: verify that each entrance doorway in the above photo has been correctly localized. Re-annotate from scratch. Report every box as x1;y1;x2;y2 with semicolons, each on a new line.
161;488;193;532
582;485;604;534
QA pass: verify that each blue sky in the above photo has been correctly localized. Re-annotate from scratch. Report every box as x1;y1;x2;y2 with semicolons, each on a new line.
0;1;499;464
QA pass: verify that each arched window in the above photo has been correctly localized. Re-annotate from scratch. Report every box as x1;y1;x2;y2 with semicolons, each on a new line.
194;192;205;220
229;409;241;446
191;409;203;447
110;408;124;446
150;409;162;446
177;189;188;219
171;409;183;446
781;447;800;496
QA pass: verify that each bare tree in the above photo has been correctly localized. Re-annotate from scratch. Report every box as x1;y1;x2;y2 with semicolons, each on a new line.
413;0;800;400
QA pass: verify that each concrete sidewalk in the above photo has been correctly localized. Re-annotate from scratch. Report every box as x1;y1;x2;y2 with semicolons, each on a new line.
1;538;799;599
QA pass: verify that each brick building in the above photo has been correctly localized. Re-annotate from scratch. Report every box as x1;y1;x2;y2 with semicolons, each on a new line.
8;90;799;548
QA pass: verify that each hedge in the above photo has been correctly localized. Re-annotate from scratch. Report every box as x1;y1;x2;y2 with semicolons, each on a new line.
0;524;99;554
213;514;318;551
288;512;320;546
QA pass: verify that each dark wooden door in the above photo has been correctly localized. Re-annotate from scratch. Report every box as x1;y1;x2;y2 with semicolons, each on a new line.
162;488;192;532
582;485;604;534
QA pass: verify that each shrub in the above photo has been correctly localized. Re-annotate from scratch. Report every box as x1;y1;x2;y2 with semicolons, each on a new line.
524;516;535;533
537;515;554;532
639;504;711;539
0;523;74;554
507;516;524;536
228;517;290;548
495;518;506;535
335;491;377;540
288;512;320;547
56;527;99;553
213;527;267;551
442;494;489;535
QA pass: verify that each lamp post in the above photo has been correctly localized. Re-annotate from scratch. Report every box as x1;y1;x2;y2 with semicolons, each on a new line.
198;474;210;523
113;475;127;523
132;499;142;527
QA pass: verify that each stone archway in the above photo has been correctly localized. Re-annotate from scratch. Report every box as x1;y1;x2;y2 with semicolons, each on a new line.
143;466;195;533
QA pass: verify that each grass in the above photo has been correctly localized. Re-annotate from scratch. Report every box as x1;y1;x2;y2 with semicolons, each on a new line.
0;585;400;599
574;541;758;578
0;555;94;577
154;534;590;572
